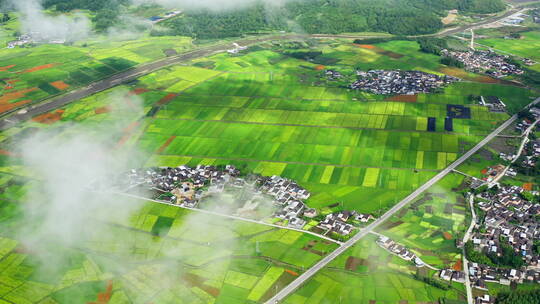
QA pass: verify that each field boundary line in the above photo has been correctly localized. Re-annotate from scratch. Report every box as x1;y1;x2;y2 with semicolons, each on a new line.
152;117;476;136
155;153;442;172
114;192;344;245
265;96;540;303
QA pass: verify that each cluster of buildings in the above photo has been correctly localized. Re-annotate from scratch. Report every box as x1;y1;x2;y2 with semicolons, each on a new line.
125;165;241;207
500;13;527;26
377;235;425;266
534;10;540;23
441;49;524;78
466;185;540;284
7;33;65;49
324;69;343;80
148;11;182;23
350;70;458;95
123;165;372;235
479;96;506;113
318;211;373;236
227;43;248;54
257;175;311;229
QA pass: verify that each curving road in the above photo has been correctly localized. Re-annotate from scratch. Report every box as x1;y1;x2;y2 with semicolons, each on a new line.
265;97;540;303
462;194;477;304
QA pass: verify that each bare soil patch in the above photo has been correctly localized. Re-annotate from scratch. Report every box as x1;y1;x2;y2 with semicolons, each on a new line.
32;109;64;124
157;136;176;153
345;256;364;271
355;44;404;59
50;81;70;90
386;95;417;103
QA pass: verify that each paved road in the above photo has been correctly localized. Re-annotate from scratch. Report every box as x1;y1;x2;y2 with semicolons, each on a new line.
265;97;540;303
462;194;477;304
488;116;540;187
436;7;526;37
115;192;343;245
0;34;304;130
0;2;535;131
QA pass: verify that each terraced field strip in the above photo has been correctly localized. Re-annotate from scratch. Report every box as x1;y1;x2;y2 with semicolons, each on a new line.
156;154;441;172
153;117;474;136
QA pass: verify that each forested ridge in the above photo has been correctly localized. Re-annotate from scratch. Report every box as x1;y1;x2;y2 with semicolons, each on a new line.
1;0;506;37
156;0;506;39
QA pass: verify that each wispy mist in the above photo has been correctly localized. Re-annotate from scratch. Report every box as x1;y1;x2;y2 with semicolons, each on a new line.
10;0;91;42
13;90;146;274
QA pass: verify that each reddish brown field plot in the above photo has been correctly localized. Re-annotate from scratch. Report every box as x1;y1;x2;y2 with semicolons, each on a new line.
386;95;418;102
442;232;453;240
0;64;15;72
115;121;140;149
19;63;56;74
157;135;176;153
130;88;149;95
0;87;38;114
50;80;70;90
88;281;113;304
156;93;177;106
32;109;65;124
355;44;403;59
95;106;112;114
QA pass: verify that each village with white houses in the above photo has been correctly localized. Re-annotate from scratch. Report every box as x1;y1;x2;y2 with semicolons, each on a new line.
7;32;66;49
346;105;540;304
349;70;459;95
120;164;375;240
113;107;540;302
441;49;532;78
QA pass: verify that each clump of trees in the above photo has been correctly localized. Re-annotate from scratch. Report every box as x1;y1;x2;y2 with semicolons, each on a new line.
495;289;540;304
154;0;507;39
465;239;525;269
2;0;507;37
441;56;464;68
412;273;450;290
417;37;447;55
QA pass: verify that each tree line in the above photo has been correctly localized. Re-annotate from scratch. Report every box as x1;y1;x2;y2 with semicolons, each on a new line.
0;0;507;37
495;289;540;304
154;0;507;39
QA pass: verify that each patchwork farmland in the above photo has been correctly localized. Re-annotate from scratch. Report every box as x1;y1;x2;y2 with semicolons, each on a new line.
0;174;338;303
0;37;538;303
0;36;193;115
284;234;467;304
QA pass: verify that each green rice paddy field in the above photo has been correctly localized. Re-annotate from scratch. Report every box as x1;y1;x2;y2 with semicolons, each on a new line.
0;174;339;304
0;38;537;303
284;234;467;304
2;39;537;214
478;30;540;61
375;173;468;268
0;35;192;115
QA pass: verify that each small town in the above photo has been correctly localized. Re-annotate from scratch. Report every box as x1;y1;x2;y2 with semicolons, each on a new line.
441;49;525;78
435;183;540;304
121;165;375;239
349;69;459;95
